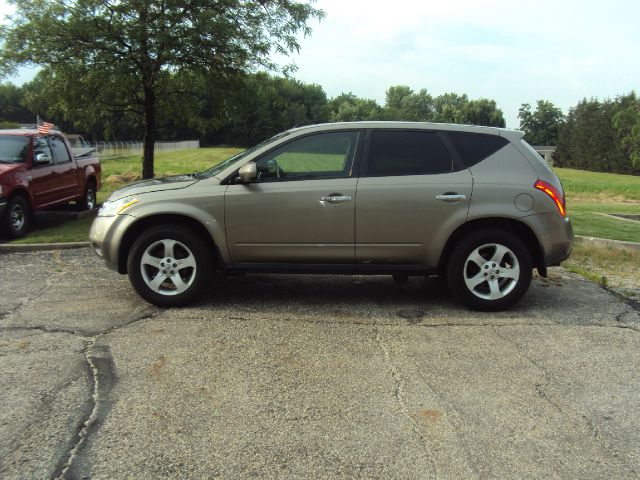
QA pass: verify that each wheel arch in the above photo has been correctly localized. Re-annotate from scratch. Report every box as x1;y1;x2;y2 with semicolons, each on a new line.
117;214;220;274
438;217;546;277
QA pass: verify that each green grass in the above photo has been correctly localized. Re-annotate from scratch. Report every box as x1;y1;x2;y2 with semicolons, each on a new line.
276;152;346;172
555;167;640;201
567;202;640;243
554;168;640;242
564;243;640;299
98;147;243;203
11;216;96;244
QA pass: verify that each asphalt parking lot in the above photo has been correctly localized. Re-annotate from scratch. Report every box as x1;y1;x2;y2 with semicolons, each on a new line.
1;248;639;479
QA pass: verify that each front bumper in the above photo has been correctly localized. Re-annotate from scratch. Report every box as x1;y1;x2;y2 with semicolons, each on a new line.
89;214;137;272
0;198;6;218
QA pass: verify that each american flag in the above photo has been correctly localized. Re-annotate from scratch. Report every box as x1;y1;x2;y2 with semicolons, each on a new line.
38;121;54;134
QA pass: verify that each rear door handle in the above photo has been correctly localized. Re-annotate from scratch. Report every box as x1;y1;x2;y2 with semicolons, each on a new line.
320;194;352;204
435;193;466;203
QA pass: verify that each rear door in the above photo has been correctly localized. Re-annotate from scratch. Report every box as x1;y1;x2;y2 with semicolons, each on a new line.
225;130;361;264
355;129;473;267
49;134;78;200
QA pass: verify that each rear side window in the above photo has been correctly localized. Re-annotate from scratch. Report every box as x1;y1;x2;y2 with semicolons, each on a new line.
49;135;71;164
365;130;452;176
447;132;508;167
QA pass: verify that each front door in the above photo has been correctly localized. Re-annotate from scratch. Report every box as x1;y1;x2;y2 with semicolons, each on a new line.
29;136;58;208
225;130;361;264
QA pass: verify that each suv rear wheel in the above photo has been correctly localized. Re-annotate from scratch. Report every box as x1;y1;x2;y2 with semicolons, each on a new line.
446;229;532;311
127;224;213;307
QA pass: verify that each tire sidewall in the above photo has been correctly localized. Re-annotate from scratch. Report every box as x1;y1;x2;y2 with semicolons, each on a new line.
77;183;96;211
85;184;96;210
446;229;532;311
3;196;30;239
127;224;213;307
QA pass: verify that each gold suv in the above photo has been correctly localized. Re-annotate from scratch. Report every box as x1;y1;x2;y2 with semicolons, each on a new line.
90;122;573;310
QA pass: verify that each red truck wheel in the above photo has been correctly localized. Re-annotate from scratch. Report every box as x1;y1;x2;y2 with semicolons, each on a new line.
3;196;31;239
76;182;96;211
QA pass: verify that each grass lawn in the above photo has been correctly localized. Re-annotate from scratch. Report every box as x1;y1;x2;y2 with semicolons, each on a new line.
7;149;640;244
11;216;96;244
98;147;243;203
555;167;640;243
564;242;640;302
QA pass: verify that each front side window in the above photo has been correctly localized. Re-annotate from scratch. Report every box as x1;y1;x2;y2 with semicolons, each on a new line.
33;137;53;166
0;135;30;164
49;135;71;164
364;130;453;176
255;131;359;182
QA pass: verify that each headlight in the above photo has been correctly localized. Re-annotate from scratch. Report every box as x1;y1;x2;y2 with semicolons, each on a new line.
97;196;140;217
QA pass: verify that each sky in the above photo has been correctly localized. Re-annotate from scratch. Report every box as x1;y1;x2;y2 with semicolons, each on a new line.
2;0;639;127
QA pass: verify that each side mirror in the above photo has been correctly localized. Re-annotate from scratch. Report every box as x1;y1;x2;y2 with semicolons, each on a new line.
238;162;257;183
35;153;52;165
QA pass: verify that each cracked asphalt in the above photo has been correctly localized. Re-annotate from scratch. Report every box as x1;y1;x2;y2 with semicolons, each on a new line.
1;248;639;479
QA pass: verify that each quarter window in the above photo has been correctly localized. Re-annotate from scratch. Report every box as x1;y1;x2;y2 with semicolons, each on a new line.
447;132;508;167
49;135;71;164
365;130;453;176
255;131;359;182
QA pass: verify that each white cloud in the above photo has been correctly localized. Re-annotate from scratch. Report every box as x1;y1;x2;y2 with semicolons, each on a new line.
288;0;640;126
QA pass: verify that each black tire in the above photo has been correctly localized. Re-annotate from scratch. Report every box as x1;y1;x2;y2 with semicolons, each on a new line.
446;229;532;311
127;224;214;307
2;195;31;239
76;181;96;211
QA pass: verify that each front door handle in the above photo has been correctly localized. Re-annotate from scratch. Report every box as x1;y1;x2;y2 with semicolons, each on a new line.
320;193;352;204
435;193;466;203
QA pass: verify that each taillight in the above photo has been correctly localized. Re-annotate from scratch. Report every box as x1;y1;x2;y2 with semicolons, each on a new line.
534;179;566;217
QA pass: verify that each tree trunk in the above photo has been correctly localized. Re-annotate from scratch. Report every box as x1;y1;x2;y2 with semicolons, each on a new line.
142;87;156;179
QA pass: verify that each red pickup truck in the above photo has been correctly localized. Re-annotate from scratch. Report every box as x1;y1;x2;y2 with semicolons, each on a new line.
0;128;101;238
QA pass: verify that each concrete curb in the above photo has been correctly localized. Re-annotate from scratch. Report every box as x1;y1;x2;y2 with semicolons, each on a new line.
575;235;640;252
0;242;90;253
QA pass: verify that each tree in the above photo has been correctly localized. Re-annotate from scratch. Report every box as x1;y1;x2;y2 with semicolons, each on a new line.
218;72;328;146
432;93;469;123
1;0;324;178
555;97;628;173
462;98;506;128
612;92;640;171
518;100;564;145
383;85;434;121
328;93;383;122
0;82;32;123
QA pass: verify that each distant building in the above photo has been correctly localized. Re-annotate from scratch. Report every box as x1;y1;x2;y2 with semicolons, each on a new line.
533;146;556;165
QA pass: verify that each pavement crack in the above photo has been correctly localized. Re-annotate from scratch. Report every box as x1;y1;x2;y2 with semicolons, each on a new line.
0;325;90;337
53;311;157;479
373;326;436;475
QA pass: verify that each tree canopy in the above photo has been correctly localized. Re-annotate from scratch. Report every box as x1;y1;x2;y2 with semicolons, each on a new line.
554;93;640;175
518;100;564;145
1;0;324;178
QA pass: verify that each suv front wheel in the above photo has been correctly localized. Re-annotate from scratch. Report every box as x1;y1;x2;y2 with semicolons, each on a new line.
446;229;532;311
127;224;213;307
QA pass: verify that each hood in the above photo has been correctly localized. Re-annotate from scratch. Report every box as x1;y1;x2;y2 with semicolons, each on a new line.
0;162;23;178
109;174;199;200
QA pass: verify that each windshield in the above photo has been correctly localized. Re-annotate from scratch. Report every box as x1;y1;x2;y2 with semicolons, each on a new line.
0;135;30;164
195;131;291;179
